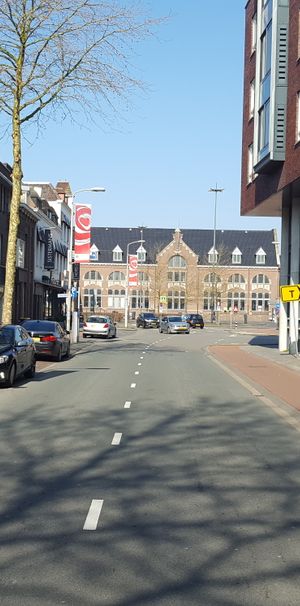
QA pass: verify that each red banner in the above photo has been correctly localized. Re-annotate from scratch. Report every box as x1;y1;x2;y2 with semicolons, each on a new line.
128;254;138;287
74;204;91;262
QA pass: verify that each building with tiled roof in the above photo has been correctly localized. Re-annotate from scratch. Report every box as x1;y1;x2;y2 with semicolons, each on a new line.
79;226;280;323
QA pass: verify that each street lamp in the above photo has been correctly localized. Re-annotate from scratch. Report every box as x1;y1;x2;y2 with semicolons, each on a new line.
208;184;224;320
124;239;145;328
66;187;105;341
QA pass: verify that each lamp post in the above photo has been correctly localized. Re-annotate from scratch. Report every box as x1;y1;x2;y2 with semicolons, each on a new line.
66;187;105;341
208;184;224;320
124;239;145;328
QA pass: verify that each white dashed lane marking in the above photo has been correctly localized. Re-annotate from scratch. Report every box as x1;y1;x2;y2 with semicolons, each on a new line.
111;433;122;446
135;371;139;375
83;500;104;531
124;401;131;408
131;383;136;388
138;363;142;366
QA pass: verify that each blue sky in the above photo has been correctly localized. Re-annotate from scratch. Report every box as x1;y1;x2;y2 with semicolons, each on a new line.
1;1;281;236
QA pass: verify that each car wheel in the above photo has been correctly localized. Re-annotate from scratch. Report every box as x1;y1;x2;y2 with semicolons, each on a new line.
56;347;62;362
5;362;16;387
185;331;190;334
200;326;204;329
112;330;117;338
83;333;87;338
65;344;71;358
167;327;171;334
24;360;36;379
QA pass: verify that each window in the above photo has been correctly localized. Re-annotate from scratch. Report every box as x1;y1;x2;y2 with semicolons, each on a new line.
252;274;269;286
168;271;186;283
203;290;222;311
131;289;149;309
249;79;255;119
137;245;146;263
84;270;102;281
16;238;25;268
108;289;125;308
167;290;185;310
232;248;242;264
227;291;245;311
112;245;123;262
252;291;270;311
108;271;125;283
83;288;101;310
255;248;266;264
251;12;257;53
138;271;149;285
208;248;218;264
296;91;300;143
204;273;221;286
168;255;186;268
248;143;254;183
228;274;245;287
90;245;99;261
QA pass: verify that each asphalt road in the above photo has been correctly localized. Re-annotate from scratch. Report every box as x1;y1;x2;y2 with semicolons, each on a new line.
1;326;300;605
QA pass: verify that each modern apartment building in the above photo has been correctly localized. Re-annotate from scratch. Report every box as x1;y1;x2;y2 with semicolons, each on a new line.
241;0;300;352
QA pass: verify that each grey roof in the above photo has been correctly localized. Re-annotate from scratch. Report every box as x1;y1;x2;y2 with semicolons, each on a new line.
90;227;278;267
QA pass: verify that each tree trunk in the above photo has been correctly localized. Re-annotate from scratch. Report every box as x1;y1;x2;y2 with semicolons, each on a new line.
1;111;22;325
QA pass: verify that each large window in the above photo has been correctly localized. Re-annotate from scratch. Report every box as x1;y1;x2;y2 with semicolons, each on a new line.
167;290;185;310
227;291;245;311
131;290;149;309
204;273;221;286
83;288;101;310
168;255;186;268
203;290;221;311
228;274;245;287
108;271;125;283
84;270;102;281
138;271;149;285
168;271;186;283
252;274;269;286
108;289;125;308
252;292;270;311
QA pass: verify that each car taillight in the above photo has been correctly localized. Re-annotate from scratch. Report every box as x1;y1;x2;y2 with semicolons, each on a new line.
40;335;57;342
103;323;109;328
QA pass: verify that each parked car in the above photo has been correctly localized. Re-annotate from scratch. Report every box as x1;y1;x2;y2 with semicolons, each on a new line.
183;314;205;329
21;319;70;361
159;316;190;334
0;325;36;387
136;312;160;328
83;316;117;339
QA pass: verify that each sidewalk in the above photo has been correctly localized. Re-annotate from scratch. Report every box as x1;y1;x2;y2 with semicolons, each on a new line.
209;330;300;413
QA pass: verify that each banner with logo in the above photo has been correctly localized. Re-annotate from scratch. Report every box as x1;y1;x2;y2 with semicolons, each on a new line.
44;229;55;269
74;204;91;262
128;254;138;287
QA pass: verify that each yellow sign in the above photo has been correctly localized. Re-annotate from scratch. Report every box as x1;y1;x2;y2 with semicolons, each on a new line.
281;284;300;302
160;295;167;304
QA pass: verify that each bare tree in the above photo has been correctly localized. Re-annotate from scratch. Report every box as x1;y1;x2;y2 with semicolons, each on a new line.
0;0;164;323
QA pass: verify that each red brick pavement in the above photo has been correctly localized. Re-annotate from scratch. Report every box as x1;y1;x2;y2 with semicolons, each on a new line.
209;345;300;412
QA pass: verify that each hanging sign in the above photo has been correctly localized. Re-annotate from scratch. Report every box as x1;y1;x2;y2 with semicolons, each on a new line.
44;230;55;269
128;255;138;287
74;204;91;262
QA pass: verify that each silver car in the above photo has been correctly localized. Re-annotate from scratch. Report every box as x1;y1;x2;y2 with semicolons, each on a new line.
159;316;190;334
83;316;117;339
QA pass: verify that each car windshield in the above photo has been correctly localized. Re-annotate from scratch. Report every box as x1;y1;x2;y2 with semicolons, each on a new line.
144;313;156;318
87;317;108;323
22;320;56;332
168;317;183;323
0;327;14;345
191;315;203;320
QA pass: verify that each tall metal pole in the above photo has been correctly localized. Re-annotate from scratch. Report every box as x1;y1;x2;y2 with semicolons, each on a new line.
209;184;224;318
124;239;145;328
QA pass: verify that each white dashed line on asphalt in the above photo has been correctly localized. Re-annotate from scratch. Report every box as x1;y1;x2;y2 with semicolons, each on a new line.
124;401;131;408
138;362;142;366
140;356;144;359
142;351;146;354
111;432;122;445
130;383;136;388
83;499;104;531
135;371;139;375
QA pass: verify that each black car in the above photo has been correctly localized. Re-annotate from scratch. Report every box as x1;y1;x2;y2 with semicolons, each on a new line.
136;312;160;328
0;325;36;387
184;314;205;329
21;319;70;361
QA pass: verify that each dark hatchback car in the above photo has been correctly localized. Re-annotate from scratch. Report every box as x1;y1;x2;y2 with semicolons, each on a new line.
0;325;36;387
136;312;160;328
21;320;70;361
184;314;205;329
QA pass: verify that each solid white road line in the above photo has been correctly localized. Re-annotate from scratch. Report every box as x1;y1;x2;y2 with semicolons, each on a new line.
131;383;136;388
111;432;122;445
124;401;131;408
83;499;104;531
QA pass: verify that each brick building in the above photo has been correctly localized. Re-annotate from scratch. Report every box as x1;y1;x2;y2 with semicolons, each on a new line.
79;227;279;324
241;0;300;352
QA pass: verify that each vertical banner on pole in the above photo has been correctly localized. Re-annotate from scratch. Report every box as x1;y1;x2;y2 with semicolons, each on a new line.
128;255;138;287
74;204;91;262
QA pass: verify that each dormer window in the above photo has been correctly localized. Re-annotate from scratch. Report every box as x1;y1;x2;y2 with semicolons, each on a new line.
90;244;99;261
137;244;146;263
208;247;218;264
255;247;266;265
113;245;123;262
232;247;242;264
